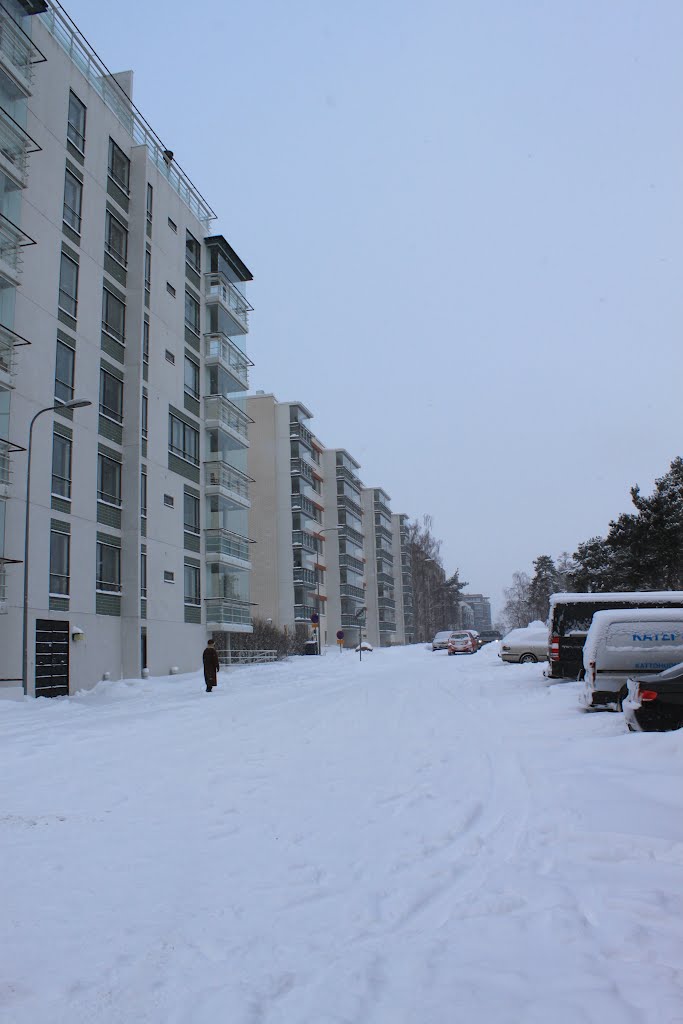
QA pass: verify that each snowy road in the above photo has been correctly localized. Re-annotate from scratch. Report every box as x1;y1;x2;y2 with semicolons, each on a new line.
2;644;683;1023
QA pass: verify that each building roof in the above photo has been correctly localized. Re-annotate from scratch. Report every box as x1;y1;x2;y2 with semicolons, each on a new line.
205;234;253;282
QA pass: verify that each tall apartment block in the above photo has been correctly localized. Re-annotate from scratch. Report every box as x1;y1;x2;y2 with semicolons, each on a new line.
322;448;365;648
0;2;253;695
460;593;492;631
362;487;397;647
392;512;415;644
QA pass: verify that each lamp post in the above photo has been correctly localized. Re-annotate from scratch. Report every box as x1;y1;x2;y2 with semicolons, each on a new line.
315;526;341;654
22;399;91;696
355;604;367;661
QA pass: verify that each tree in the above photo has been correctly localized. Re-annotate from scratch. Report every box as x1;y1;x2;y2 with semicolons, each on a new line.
502;571;532;630
528;555;558;621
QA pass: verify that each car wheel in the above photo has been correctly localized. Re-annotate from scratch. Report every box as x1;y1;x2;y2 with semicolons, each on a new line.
519;653;538;664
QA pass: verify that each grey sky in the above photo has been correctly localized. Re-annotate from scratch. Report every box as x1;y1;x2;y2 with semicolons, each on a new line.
63;0;683;615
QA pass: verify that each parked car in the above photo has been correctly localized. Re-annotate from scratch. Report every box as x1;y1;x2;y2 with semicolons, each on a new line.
477;629;502;646
447;631;478;655
581;608;683;710
624;662;683;732
499;622;548;664
432;631;456;651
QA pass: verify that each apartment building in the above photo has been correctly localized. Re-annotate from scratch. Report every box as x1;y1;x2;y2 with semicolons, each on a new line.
460;593;492;631
322;448;366;648
392;512;415;644
362;487;397;647
0;2;253;695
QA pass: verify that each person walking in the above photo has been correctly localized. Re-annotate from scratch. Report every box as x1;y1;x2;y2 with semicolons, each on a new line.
202;638;220;692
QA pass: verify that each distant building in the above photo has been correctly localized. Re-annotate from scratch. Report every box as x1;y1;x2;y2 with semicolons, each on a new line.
460;594;492;631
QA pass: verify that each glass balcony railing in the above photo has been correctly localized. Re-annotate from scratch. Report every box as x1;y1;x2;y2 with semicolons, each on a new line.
205;272;252;332
294;604;317;621
292;529;321;554
204;462;251;505
374;499;392;520
290;492;320;521
337;493;363;520
293;566;317;587
0;9;45;94
379;621;397;633
336;464;362;490
0;213;35;276
290;420;313;449
343;525;364;549
290;457;316;485
340;583;365;601
0;107;40;188
0;322;29;379
205;598;252;628
374;522;393;543
204;528;252;565
204;333;251;390
339;553;364;574
0;436;24;490
203;394;251;443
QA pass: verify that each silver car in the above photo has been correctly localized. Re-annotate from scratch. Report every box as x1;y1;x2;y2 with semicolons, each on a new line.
499;624;549;664
432;630;456;651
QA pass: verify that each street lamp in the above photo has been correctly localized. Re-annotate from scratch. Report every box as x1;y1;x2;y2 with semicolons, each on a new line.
22;399;91;696
354;604;367;661
315;526;342;654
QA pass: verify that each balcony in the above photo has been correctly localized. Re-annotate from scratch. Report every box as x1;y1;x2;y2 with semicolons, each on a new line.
374;499;392;520
0;107;40;189
0;8;46;97
377;571;394;587
374;522;393;543
0;436;24;497
290;457;316;486
205;598;253;632
204;528;252;568
379;621;396;633
294;604;317;621
378;596;396;610
336;463;361;490
205;271;252;334
0;213;35;287
204;461;251;509
290;492;320;521
290;420;313;449
292;529;321;554
204;394;251;447
343;525;364;549
340;583;365;601
376;547;394;566
337;493;363;520
293;566;317;587
339;553;364;574
204;333;251;391
0;322;29;388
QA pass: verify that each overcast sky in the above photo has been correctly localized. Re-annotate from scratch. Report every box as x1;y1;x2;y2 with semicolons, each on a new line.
63;0;683;616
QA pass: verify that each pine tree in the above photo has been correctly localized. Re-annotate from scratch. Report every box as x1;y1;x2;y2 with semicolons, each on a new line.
528;555;558;621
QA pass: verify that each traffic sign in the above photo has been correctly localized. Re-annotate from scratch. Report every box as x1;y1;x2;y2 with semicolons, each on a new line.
311;612;319;625
336;630;344;640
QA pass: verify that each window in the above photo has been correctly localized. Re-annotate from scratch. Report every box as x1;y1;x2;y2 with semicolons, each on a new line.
166;282;176;297
184;289;200;335
97;540;121;592
99;368;123;423
186;230;201;273
102;287;126;343
184;492;200;535
105;210;128;265
165;350;175;365
144;248;151;301
164;570;175;583
164;493;174;507
63;170;82;234
51;432;72;499
140;469;147;519
184;355;199;400
168;217;177;233
140;551;147;598
141;393;148;440
146;183;153;226
142;319;149;365
108;138;130;193
97;453;122;506
58;252;79;318
54;340;75;404
169;413;199;466
184;563;201;606
67;91;86;152
49;530;70;596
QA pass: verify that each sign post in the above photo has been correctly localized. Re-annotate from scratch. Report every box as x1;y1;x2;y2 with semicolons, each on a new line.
311;611;320;655
336;629;344;653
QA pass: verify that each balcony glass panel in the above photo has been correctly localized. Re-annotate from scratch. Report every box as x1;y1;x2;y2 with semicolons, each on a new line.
0;107;39;187
204;462;251;503
0;213;35;273
204;333;251;390
205;271;252;332
204;394;251;442
205;598;252;627
204;528;251;564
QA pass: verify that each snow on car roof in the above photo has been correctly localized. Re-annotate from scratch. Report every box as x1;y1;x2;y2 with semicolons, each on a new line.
583;608;683;666
549;591;683;608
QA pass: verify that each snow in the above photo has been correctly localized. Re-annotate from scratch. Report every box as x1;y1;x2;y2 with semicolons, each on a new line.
583;608;683;669
549;590;683;608
2;645;683;1023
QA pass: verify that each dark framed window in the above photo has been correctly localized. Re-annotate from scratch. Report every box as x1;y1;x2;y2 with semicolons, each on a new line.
169;413;199;466
142;319;149;365
108;138;130;193
67;91;86;152
186;230;201;273
141;393;148;440
184;355;199;400
99;368;123;423
146;182;153;226
140;551;147;598
51;432;72;499
102;287;126;343
97;452;122;506
105;210;128;265
50;530;70;596
144;248;151;296
184;491;200;535
184;289;200;334
184;563;201;606
96;541;121;592
140;469;147;519
168;217;177;233
63;170;82;234
54;340;75;404
58;253;79;318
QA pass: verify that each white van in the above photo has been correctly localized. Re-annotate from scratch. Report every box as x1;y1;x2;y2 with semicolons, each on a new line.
581;608;683;710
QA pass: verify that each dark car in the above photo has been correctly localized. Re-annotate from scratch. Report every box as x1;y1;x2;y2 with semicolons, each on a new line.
624;662;683;732
477;629;502;646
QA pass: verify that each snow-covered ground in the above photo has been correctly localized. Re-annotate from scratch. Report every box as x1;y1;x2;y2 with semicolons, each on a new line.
2;644;683;1023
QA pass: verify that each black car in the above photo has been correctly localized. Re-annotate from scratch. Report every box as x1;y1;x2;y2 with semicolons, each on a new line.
477;629;502;646
624;662;683;732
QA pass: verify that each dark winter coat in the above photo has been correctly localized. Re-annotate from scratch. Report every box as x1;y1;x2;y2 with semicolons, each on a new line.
202;646;220;685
